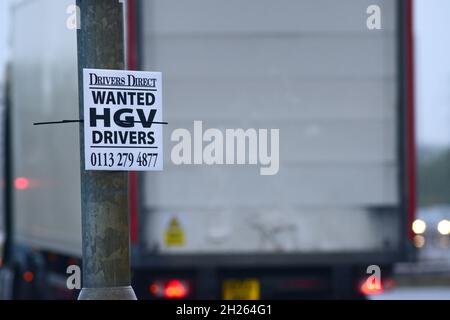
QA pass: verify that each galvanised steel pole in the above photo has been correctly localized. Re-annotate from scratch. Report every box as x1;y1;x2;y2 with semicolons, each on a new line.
76;0;136;300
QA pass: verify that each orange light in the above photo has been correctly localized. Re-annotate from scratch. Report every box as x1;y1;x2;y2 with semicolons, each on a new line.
23;271;34;283
164;280;188;299
15;177;30;190
360;279;384;295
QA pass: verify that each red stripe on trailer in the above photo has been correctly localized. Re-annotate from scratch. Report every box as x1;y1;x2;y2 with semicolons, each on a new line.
405;0;416;241
127;0;138;71
127;0;139;244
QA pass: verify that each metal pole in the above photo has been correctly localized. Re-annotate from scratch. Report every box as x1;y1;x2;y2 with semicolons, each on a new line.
76;0;136;300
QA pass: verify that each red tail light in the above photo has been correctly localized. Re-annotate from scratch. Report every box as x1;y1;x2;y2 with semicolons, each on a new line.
149;279;190;299
164;280;188;299
359;278;395;296
360;280;384;295
15;177;30;190
23;271;34;283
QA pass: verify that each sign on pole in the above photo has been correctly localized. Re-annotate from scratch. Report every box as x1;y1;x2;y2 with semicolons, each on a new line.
83;68;163;171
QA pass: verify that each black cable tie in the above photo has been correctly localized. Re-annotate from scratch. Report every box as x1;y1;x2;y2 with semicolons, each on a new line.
33;120;168;126
33;120;84;125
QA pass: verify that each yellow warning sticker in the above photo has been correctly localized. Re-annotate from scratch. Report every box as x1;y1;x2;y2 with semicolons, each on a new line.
164;217;185;247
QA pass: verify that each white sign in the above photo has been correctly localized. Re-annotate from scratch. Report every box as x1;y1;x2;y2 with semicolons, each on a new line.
83;68;163;171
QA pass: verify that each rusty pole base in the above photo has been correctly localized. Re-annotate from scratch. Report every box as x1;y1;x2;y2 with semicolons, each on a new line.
78;286;137;300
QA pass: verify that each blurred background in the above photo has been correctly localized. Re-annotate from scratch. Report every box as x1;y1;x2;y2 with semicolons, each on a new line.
1;0;450;300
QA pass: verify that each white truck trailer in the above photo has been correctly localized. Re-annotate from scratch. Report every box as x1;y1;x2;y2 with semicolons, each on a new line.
2;0;416;299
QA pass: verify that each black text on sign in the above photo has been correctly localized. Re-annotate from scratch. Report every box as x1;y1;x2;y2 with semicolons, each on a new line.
83;68;163;171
